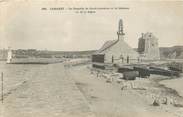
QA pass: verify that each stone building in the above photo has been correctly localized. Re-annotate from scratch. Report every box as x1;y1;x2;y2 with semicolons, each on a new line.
138;32;160;60
92;19;139;64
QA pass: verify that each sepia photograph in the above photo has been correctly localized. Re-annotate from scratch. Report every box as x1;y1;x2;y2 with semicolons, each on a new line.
0;0;183;117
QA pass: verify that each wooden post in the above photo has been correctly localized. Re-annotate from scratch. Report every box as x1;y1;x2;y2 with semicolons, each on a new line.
1;72;3;104
127;56;129;64
112;56;114;63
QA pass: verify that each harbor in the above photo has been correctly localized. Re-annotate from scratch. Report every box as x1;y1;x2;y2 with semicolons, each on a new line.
0;1;183;117
0;18;183;116
0;19;183;117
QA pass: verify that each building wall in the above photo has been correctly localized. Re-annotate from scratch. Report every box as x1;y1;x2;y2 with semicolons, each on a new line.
101;39;139;63
138;38;145;53
138;33;160;60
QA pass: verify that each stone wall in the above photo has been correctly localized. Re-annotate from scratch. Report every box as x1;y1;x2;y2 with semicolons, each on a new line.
138;33;160;60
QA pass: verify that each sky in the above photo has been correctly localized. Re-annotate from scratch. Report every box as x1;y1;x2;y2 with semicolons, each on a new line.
0;0;183;51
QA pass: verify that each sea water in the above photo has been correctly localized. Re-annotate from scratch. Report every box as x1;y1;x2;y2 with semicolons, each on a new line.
0;61;47;95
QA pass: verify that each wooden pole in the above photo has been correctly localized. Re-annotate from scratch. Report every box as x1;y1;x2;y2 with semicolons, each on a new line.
112;56;114;63
1;72;3;104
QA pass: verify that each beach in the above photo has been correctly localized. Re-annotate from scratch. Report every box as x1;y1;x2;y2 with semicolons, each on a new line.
161;77;183;97
0;62;93;117
0;62;183;117
69;64;183;117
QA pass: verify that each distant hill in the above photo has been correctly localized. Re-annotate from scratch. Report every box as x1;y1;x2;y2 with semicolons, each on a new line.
41;50;96;57
1;46;183;60
160;46;183;59
134;46;183;59
0;49;97;60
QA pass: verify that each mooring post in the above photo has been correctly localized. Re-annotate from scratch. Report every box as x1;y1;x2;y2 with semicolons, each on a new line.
127;56;129;64
122;56;124;63
112;56;114;63
1;72;3;104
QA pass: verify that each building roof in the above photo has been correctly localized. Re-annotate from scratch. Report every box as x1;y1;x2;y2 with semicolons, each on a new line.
97;40;118;53
94;38;139;58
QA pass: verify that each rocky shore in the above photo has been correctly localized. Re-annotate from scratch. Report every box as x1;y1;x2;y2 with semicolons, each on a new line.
69;64;183;117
